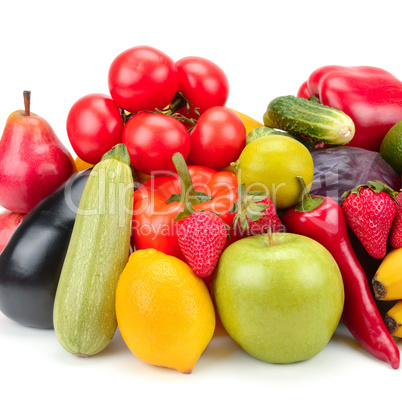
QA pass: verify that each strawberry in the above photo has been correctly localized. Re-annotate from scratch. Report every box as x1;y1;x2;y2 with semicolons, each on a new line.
341;180;398;259
177;210;228;278
390;192;402;249
231;184;284;237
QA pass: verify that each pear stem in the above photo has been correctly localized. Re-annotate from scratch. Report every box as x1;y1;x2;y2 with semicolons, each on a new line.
23;90;31;116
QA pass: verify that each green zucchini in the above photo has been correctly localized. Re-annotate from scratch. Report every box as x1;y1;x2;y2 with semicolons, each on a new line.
265;95;355;145
53;144;133;357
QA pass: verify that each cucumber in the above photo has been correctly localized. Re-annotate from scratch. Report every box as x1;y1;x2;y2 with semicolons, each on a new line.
265;95;355;145
246;126;315;151
53;144;133;357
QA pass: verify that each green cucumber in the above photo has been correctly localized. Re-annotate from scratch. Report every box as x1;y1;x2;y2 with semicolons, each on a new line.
246;126;315;151
265;95;355;145
53;144;133;357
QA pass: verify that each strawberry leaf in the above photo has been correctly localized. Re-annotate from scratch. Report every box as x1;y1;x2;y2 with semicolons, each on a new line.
367;180;399;201
248;202;269;212
342;180;399;203
240;214;249;230
246;210;263;222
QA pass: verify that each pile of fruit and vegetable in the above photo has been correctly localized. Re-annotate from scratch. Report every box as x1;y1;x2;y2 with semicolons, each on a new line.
2;46;402;373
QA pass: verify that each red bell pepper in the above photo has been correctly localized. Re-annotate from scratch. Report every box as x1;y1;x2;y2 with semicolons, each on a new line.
297;65;402;152
133;153;239;260
282;177;400;369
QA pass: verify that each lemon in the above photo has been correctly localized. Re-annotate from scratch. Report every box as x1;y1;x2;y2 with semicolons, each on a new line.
223;108;264;174
234;135;314;210
115;249;215;374
380;120;402;175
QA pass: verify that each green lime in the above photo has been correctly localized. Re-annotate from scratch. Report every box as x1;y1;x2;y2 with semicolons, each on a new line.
233;135;314;210
380;120;402;175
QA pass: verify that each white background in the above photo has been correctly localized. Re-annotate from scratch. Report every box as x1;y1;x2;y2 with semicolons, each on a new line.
1;1;402;400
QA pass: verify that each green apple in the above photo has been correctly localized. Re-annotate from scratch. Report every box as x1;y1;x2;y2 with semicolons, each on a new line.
213;232;344;364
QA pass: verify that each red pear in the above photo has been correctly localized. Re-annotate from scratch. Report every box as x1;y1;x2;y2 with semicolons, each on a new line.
0;91;76;213
0;210;25;253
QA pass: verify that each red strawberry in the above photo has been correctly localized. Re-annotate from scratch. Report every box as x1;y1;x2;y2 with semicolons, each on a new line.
232;184;284;237
341;181;398;259
178;211;228;278
390;192;402;249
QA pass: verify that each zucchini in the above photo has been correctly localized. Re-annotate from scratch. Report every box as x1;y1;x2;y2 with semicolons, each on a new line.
265;95;355;145
53;144;133;357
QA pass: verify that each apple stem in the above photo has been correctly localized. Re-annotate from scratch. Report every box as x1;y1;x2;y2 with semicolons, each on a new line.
265;227;274;247
23;90;31;116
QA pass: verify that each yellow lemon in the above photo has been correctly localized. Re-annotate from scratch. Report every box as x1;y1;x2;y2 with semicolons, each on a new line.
115;249;215;374
234;135;314;210
223;108;264;174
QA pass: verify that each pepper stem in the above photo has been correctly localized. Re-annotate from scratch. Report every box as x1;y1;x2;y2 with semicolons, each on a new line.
23;90;31;116
295;176;324;212
172;152;197;205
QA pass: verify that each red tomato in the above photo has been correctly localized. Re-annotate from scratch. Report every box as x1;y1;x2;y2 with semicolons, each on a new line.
176;56;229;118
188;107;246;170
123;113;191;175
108;46;178;113
66;93;125;165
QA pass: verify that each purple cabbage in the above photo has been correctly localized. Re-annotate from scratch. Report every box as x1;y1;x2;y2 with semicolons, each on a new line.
310;146;401;204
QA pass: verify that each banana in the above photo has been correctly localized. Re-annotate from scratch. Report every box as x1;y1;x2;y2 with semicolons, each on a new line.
372;248;402;301
385;301;402;337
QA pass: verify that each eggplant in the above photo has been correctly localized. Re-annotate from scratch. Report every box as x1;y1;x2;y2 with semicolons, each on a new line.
0;169;90;329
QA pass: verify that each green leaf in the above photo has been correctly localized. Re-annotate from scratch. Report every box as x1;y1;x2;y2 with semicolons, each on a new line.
342;180;399;203
246;210;263;222
174;203;200;221
240;214;249;230
367;180;399;201
247;190;267;197
229;202;239;213
248;194;268;203
247;202;268;213
166;193;184;204
166;190;213;204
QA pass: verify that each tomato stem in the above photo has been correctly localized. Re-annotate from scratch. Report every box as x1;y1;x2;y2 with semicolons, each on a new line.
172;152;198;205
23;90;31;116
167;93;188;115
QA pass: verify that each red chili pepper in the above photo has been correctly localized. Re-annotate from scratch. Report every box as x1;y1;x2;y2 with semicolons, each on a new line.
297;65;402;152
133;153;239;260
282;177;400;369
